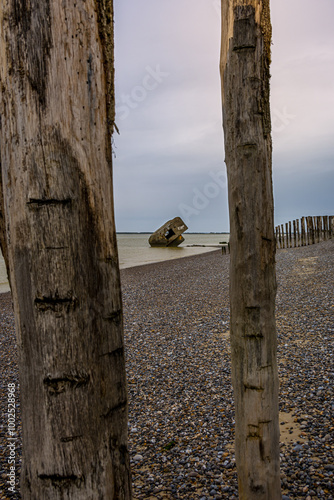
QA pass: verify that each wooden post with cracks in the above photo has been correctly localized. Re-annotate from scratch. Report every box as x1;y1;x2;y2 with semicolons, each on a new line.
296;218;300;247
281;224;285;248
329;216;333;239
323;215;329;240
0;1;132;498
220;1;281;498
278;226;282;249
301;217;306;246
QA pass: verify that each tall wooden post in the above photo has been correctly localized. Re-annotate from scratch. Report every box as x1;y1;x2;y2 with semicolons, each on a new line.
329;216;333;239
285;223;289;248
301;217;306;246
323;216;329;240
220;1;281;497
293;220;296;247
296;219;300;247
306;217;310;245
278;226;282;249
281;224;285;248
307;216;314;245
316;216;320;243
311;217;315;245
313;217;317;243
0;1;132;498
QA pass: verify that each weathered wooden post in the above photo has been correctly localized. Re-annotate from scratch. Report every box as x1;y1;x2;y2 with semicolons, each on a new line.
311;217;315;244
0;1;132;498
285;223;289;248
301;217;306;246
293;220;296;247
306;217;310;245
288;221;292;248
320;216;323;242
313;217;317;243
307;217;315;245
296;219;300;247
315;216;320;243
281;224;285;248
220;1;281;497
323;216;329;240
278;226;282;249
329;216;333;239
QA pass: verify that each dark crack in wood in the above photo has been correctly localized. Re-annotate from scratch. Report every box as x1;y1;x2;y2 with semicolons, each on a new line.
27;198;72;209
101;400;127;419
99;346;124;358
43;373;90;395
60;435;83;443
244;383;264;392
38;474;83;488
34;294;78;313
103;309;122;324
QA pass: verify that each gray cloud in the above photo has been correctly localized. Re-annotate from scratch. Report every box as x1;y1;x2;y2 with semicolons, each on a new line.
113;0;334;232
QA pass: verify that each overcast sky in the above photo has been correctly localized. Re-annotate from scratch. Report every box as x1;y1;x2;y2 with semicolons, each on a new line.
113;0;334;233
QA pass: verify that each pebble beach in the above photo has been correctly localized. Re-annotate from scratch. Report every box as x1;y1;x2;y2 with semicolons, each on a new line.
0;240;333;499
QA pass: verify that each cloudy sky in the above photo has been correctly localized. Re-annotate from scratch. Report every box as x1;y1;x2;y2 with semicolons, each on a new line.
113;0;334;233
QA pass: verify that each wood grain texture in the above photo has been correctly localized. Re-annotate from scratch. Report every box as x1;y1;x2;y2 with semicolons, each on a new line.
220;1;281;498
0;0;132;498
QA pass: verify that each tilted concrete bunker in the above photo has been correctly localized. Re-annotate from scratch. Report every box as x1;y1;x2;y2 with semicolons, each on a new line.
149;217;188;247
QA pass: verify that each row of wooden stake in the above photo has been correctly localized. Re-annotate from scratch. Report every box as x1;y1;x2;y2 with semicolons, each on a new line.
275;215;333;249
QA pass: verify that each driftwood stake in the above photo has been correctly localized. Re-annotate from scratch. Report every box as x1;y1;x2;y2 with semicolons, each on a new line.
220;1;281;497
301;217;306;246
0;1;132;498
323;216;329;240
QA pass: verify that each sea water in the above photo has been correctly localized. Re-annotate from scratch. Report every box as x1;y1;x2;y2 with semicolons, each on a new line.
0;252;8;294
0;233;229;293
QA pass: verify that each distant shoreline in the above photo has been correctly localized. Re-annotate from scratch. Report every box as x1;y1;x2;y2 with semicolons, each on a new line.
116;232;230;235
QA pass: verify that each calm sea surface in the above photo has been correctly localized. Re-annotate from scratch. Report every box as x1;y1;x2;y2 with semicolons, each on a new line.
0;233;229;293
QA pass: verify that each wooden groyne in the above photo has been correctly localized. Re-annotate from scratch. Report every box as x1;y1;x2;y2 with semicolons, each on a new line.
275;216;334;249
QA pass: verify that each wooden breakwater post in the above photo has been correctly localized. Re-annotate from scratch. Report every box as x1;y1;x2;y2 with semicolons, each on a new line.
301;217;306;246
306;217;311;245
323;216;329;240
221;244;230;255
281;224;285;248
315;216;321;244
275;227;279;248
275;215;334;249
